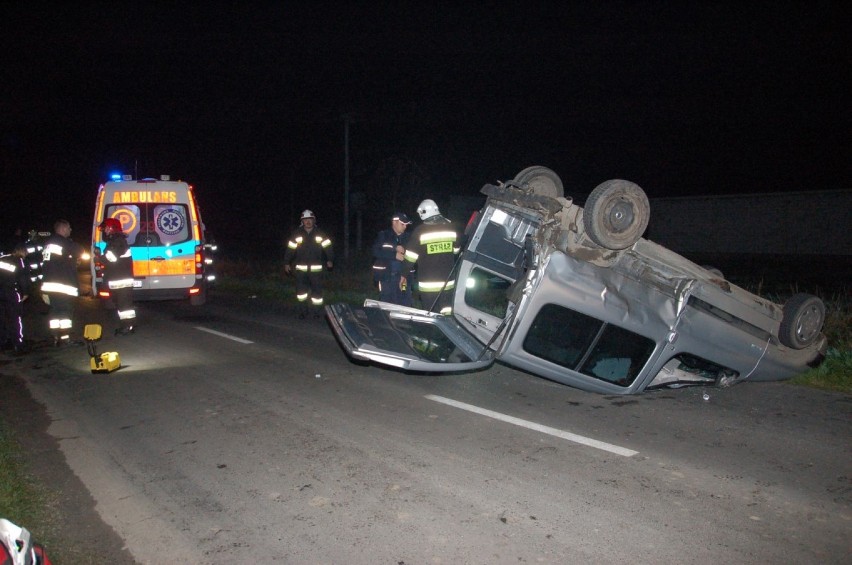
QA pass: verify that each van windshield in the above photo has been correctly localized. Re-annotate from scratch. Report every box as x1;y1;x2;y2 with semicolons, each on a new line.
104;203;192;246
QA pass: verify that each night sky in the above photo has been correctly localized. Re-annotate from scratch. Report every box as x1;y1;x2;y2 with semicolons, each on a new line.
1;2;848;256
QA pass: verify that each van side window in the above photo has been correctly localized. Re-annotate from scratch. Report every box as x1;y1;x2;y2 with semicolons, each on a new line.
579;324;656;386
464;267;511;318
523;303;655;387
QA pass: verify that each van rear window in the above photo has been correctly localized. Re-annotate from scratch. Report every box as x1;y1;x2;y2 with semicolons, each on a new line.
104;203;191;246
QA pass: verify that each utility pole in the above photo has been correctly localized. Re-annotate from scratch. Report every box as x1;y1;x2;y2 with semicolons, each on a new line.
343;114;351;260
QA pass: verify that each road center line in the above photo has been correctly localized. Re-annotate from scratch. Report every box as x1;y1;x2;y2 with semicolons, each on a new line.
425;394;638;457
194;326;254;344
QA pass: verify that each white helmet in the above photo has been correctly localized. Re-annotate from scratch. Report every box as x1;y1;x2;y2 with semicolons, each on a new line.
300;209;316;221
417;199;440;220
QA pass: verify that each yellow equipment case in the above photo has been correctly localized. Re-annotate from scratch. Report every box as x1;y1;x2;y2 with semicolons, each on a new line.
84;324;121;373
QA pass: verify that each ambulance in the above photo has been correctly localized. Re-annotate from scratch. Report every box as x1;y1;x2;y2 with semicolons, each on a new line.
91;175;214;306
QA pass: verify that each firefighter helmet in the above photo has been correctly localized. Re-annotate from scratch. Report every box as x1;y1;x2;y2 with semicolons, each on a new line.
99;217;123;235
300;209;316;221
417;199;440;220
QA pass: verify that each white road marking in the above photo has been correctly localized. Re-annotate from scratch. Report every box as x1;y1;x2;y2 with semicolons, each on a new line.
425;394;638;457
194;326;254;344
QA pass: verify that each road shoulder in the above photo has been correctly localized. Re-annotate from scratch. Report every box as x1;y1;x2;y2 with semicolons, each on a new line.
0;358;137;564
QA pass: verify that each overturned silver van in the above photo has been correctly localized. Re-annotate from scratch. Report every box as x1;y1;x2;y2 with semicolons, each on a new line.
327;167;827;394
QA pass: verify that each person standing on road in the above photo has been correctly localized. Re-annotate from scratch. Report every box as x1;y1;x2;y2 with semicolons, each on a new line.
283;210;334;318
40;219;84;345
404;199;461;315
0;244;30;354
98;218;136;335
371;211;413;306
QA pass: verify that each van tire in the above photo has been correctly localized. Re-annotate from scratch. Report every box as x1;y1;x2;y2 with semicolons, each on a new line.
583;179;650;250
512;166;564;198
779;293;825;349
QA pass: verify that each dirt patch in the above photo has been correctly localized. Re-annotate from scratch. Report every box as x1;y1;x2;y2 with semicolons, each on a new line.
0;360;137;564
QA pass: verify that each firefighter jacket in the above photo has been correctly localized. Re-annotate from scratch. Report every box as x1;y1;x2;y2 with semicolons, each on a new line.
40;233;83;296
24;233;46;284
102;234;134;289
371;228;410;284
284;226;334;272
0;253;29;299
404;215;461;293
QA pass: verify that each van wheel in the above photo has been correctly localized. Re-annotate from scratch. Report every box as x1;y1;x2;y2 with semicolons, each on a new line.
512;166;564;198
190;286;208;306
583;179;650;250
779;293;825;349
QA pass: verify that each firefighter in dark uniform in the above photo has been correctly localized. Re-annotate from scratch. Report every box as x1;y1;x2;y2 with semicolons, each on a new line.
283;210;334;318
24;230;46;287
99;218;137;335
40;219;84;345
22;229;48;314
0;244;30;354
371;211;413;306
404;199;461;315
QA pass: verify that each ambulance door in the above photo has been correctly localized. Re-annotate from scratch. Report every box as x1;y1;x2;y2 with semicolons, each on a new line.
146;203;196;291
102;203;149;290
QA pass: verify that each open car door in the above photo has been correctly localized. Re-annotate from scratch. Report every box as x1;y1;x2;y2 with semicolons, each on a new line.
325;300;496;372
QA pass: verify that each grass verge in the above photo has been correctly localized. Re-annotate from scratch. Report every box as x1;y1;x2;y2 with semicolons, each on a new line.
0;416;60;558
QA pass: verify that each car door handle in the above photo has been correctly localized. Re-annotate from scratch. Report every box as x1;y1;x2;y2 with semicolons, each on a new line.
151;257;166;261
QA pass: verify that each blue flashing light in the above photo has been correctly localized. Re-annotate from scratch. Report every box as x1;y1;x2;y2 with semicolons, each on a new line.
110;173;123;181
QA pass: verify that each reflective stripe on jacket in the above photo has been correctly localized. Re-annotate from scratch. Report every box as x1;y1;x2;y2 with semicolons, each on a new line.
40;234;82;296
371;228;410;282
284;226;333;270
103;234;134;289
404;217;460;292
